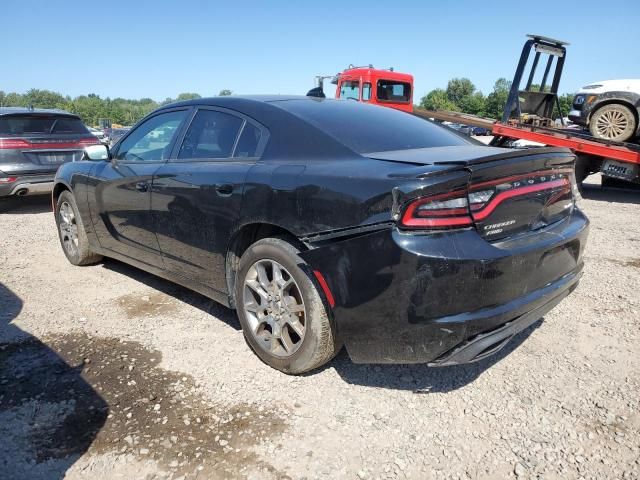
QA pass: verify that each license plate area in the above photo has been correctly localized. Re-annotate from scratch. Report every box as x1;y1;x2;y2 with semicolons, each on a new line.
601;159;639;182
25;151;78;165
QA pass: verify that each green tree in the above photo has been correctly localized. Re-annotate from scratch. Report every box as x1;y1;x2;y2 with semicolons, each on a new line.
554;93;574;120
446;78;476;105
485;78;512;119
176;93;201;101
218;89;233;96
419;88;459;111
459;91;487;117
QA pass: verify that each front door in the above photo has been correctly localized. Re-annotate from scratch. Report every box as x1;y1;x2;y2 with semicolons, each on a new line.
91;109;190;267
152;107;266;292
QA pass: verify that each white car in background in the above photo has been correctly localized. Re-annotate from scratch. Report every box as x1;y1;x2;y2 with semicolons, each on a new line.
87;127;107;144
569;79;640;142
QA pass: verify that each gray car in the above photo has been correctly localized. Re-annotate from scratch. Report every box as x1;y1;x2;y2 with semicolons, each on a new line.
0;107;99;198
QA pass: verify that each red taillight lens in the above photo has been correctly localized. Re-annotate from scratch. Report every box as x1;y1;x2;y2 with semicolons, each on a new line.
0;137;98;150
0;139;31;149
78;137;100;146
0;176;18;183
470;177;570;221
400;191;473;229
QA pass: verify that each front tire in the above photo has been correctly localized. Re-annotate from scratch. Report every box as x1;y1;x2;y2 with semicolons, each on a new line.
55;190;103;266
235;237;340;374
589;103;637;142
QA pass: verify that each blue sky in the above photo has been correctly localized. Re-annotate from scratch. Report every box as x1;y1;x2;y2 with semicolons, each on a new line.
3;0;639;101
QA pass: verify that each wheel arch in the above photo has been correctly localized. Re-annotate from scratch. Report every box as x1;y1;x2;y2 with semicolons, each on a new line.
588;98;640;133
225;222;305;308
52;181;72;207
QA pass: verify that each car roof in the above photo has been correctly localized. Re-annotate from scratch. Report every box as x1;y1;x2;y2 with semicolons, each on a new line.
163;95;315;109
0;106;79;117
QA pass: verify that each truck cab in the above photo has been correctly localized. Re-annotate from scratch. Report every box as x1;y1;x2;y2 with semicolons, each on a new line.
332;65;414;113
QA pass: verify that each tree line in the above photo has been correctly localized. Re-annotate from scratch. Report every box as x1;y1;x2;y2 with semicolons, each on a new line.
0;89;232;127
419;77;574;120
1;79;574;127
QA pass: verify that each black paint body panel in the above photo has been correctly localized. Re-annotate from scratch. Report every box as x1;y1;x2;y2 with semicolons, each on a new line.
300;211;588;363
53;96;589;365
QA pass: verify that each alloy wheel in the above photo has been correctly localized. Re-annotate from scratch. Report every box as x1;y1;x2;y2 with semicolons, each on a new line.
242;259;306;357
58;201;79;257
595;109;630;139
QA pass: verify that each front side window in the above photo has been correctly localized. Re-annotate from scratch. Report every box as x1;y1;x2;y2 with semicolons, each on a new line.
339;80;360;100
115;110;187;162
178;110;243;160
376;80;411;102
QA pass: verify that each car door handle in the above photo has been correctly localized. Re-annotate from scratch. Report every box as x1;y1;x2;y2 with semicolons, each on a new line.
215;183;233;196
135;181;149;193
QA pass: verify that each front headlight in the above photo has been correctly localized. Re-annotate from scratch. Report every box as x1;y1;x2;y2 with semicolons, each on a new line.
574;95;585;105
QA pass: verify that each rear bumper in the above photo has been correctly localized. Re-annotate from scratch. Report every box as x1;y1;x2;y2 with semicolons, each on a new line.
300;209;589;364
0;174;55;197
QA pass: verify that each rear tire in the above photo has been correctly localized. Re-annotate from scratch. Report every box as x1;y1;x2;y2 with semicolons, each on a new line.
55;190;103;266
235;237;340;374
589;103;637;142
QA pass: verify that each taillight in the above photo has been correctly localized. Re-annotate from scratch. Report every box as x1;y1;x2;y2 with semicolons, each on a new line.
78;137;100;146
0;137;98;149
0;139;31;149
399;170;573;230
0;176;18;183
400;190;473;229
470;174;570;221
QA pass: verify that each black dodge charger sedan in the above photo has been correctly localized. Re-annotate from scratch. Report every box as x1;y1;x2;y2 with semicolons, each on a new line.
53;96;589;373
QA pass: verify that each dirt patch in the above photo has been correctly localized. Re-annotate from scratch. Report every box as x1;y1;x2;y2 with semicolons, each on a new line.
0;334;286;479
117;292;179;318
589;257;640;269
622;258;640;269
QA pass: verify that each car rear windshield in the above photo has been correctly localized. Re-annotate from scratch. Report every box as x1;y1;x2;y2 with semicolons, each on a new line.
0;114;89;135
276;99;471;154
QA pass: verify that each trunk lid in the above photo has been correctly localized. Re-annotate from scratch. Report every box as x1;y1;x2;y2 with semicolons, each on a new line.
369;146;576;240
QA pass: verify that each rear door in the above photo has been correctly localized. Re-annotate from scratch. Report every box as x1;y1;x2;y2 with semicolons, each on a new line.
152;107;267;292
90;108;190;267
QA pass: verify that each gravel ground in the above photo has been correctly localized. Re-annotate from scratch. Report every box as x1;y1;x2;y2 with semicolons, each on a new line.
0;177;639;480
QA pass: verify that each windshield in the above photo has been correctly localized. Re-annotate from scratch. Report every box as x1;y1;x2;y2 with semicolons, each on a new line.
339;81;360;100
276;99;471;154
0;114;89;135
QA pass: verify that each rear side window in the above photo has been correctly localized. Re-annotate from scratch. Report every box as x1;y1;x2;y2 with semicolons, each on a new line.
377;80;411;102
234;123;261;158
277;99;471;154
178;110;243;159
0;115;88;135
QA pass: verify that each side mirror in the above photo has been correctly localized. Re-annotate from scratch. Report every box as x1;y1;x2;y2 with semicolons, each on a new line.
83;144;110;161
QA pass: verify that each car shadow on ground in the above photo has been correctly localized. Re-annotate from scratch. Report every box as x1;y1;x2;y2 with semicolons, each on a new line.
101;258;241;331
325;320;541;393
0;195;52;214
0;282;108;479
581;182;640;204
